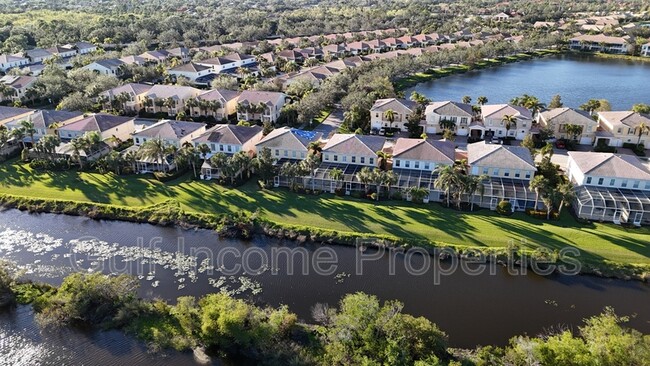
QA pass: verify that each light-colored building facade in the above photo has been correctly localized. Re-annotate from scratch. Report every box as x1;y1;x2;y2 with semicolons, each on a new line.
480;104;533;140
236;91;286;123
595;111;650;149
468;141;536;181
321;134;386;167
255;127;322;162
424;101;474;136
392;138;455;171
536;108;598;145
56;114;136;142
0;54;30;72
142;85;203;116
132;120;206;148
569;34;632;54
369;98;417;132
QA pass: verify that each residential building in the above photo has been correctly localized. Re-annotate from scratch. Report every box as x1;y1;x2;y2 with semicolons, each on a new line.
595;111;650;149
370;98;417;132
46;45;77;59
139;50;171;64
322;44;347;58
277;49;304;63
22;48;53;64
642;42;650;57
236;90;286;123
190;89;240;119
56;113;136;142
99;83;153;113
255;127;322;163
63;42;97;55
567;151;650;226
83;59;125;76
424;101;474;136
569;34;632;54
166;47;191;63
132;120;206;148
346;41;370;55
119;55;148;66
392;138;455;171
492;12;510;22
0;54;30;72
536;108;598;145
195;53;256;73
4;110;83;142
480;104;533;140
0;75;36;102
168;62;214;83
142;85;203;116
322;134;386;167
194;124;264;180
0;106;34;126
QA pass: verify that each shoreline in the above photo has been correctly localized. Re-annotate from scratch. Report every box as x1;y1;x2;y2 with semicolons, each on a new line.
1;192;648;282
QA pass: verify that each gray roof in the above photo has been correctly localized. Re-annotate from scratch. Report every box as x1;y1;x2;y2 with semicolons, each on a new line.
467;141;535;170
256;127;322;150
101;83;153;98
370;98;416;114
539;108;595;125
134;120;206;140
322;134;386;156
170;62;212;73
392;138;455;163
0;106;34;121
197;89;240;102
6;109;82;129
60;114;134;133
193;124;262;145
481;104;532;120
568;151;650;180
425;101;474;117
598;111;650;128
0;54;29;63
237;91;286;106
92;58;125;69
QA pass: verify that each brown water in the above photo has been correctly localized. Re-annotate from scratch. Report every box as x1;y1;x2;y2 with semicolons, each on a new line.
0;209;648;364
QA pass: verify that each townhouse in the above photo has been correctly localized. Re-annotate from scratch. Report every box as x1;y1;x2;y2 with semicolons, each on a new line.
236;90;287;123
424;101;474;136
595;111;650;149
83;59;125;76
321;134;386;167
0;54;30;72
194;124;264;180
642;42;650;57
536;108;598;145
0;75;36;102
190;89;240;120
56;114;136;142
63;42;97;55
480;104;533;140
467;141;537;211
99;83;153;113
569;34;632;54
370;98;417;132
0;106;34;126
567;151;650;226
4;109;83;143
142;85;203;116
255;127;322;163
195;53;256;73
167;62;214;83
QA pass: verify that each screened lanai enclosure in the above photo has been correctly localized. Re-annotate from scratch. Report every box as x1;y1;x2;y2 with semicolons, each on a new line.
574;186;650;226
471;178;539;212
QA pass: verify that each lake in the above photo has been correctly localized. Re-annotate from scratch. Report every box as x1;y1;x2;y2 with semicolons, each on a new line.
0;209;648;364
406;54;650;109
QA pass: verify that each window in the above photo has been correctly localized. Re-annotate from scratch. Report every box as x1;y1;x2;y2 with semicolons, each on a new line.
333;155;338;162
219;145;224;151
291;151;296;158
342;156;347;162
324;155;329;161
525;172;531;179
645;182;650;189
504;170;510;177
514;170;520;178
369;158;374;165
405;161;410;168
414;161;420;169
301;152;305;158
621;180;627;188
586;177;592;184
460;117;468;124
395;160;400;167
482;167;489;175
227;145;232;152
351;156;356;163
610;179;615;186
274;149;279;156
424;163;430;170
493;168;499;175
633;181;640;189
360;157;365;164
135;137;140;144
283;150;288;157
598;178;604;185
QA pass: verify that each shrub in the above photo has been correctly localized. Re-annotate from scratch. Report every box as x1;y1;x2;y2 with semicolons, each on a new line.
496;200;512;215
622;143;645;156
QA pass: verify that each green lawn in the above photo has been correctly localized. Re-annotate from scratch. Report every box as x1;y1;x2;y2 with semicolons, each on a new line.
1;162;649;267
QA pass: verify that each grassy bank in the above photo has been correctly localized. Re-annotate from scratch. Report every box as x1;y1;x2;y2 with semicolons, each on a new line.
0;161;649;279
590;52;650;63
394;49;560;90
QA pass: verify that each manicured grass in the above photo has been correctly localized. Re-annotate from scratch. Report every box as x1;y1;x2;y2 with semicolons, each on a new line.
305;109;332;131
1;161;649;267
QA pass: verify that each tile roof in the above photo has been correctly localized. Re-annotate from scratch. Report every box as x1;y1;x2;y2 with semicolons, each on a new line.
568;151;650;180
481;104;532;120
539;108;595;125
598;111;650;128
101;83;153;98
237;90;286;106
134;120;206;140
197;89;240;102
193;124;262;145
144;85;203;100
1;75;36;89
467;141;535;170
392;138;455;163
370;98;416;113
0;54;29;63
0;106;34;121
92;58;125;69
425;101;474;117
60;114;134;133
170;62;212;73
6;109;82;129
256;127;322;150
119;55;148;65
322;134;387;156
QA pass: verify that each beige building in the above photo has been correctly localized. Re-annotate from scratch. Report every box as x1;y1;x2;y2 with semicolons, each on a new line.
536;108;598;145
255;127;322;162
480;104;533;140
370;98;417;132
57;114;136;142
322;134;386;167
468;141;536;181
595;111;650;149
424;101;474;136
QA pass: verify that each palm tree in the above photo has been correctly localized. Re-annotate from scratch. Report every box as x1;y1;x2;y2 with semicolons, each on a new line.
564;124;583;141
301;153;321;191
328;167;344;191
541;192;558;220
38;135;60;160
439;119;456;132
382;170;398;199
464;174;488;210
138;138;167;172
197;143;211;161
579;99;601;115
434;165;462;208
70;137;86;169
209;152;228;179
462;95;472;104
355;166;373;193
307;141;322;156
21;120;37;146
384;109;396;130
636;122;650;146
233;151;253;179
0;126;10;151
529;175;549;211
11;128;26;149
556;182;576;216
82;131;102;157
407;186;429;203
477;96;488;105
502;115;517;136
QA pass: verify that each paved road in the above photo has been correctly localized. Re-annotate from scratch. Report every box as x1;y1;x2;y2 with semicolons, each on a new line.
313;109;343;138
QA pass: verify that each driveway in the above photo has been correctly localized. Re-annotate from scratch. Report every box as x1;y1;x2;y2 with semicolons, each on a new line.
313;109;343;138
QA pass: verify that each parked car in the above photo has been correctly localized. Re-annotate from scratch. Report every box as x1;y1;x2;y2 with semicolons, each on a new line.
555;140;566;149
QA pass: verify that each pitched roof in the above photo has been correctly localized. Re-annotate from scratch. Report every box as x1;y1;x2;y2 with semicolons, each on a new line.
237;90;286;106
481;104;532;120
0;54;29;63
194;124;262;145
144;85;202;100
570;34;629;44
256;127;322;150
119;55;147;65
0;106;34;121
197;89;240;102
170;62;212;73
467;141;535;170
24;48;53;59
91;58;125;69
101;83;152;98
134;120;206;140
1;75;36;89
60;114;134;133
392;138;455;163
598;111;650;128
322;134;386;156
6;109;82;129
539;108;595;125
370;98;416;113
425;101;474;117
568;151;650;180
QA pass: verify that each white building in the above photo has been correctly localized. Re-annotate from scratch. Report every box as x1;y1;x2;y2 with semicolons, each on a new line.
236;91;287;123
369;98;417;132
424;101;474;136
83;59;125;76
168;62;214;83
0;54;30;72
480;104;533;140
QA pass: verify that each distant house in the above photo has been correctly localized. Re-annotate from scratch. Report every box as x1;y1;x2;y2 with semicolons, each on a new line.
0;106;34;126
99;83;153;113
641;42;650;57
139;50;172;64
63;42;97;55
142;85;203;116
0;75;36;102
492;12;510;22
194;124;264;180
46;45;77;59
131;120;207;173
467;141;537;211
4;109;83;142
480;104;533;140
119;55;148;66
255;127;322;163
236;90;286;123
277;49;304;63
56;113;136;142
22;48;53;64
536;108;597;145
569;34;632;54
595;111;650;149
195;53;256;73
370;98;417;132
322;134;386;167
167;62;214;83
166;47;191;63
0;54;30;72
346;41;370;55
567;151;650;226
83;59;125;76
424;101;474;136
191;89;240;119
322;44;347;58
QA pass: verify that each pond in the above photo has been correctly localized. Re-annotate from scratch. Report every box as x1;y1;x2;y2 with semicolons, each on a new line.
0;209;648;364
406;54;650;109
